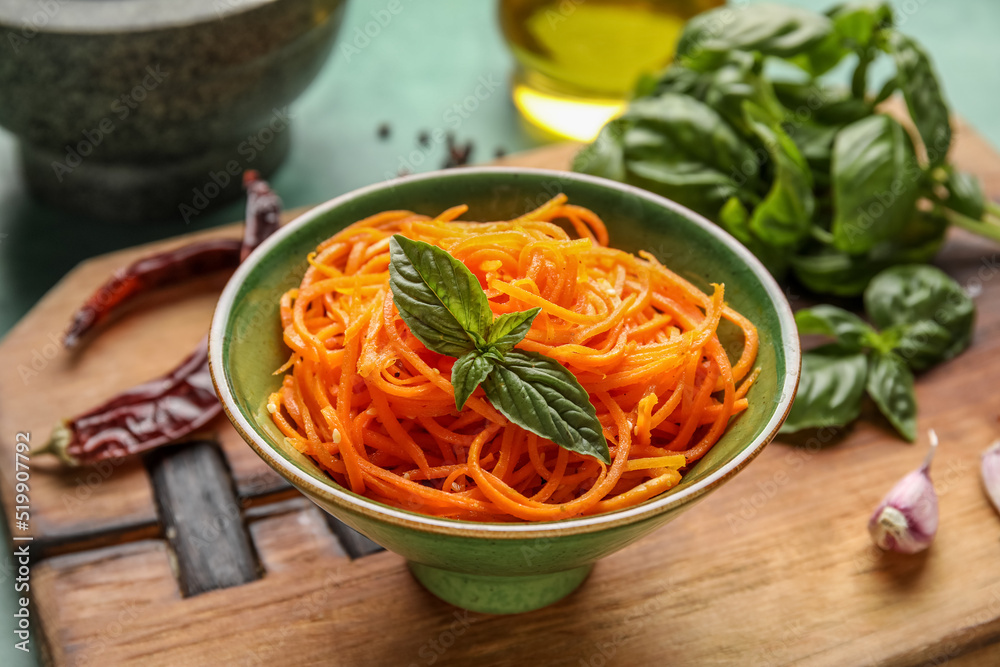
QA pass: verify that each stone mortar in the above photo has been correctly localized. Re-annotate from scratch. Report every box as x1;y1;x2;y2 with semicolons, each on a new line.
0;0;346;222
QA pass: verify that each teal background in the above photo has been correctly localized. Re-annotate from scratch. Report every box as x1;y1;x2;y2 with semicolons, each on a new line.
1;0;998;662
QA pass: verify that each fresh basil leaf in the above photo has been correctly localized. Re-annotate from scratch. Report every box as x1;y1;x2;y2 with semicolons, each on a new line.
695;61;769;133
488;307;540;353
889;31;952;167
389;235;491;357
817;97;873;127
640;53;788;142
744;102;814;248
834;2;892;97
622;94;762;218
691;53;779;132
780;344;869;433
831;114;920;254
483;350;609;464
789;31;847;77
718;197;788;279
850;47;876;100
829;3;892;101
772;82;871;127
451;351;494;410
791;208;949;297
866;351;917;441
572;118;627;182
888;320;953;369
864;264;975;370
785;1;891;76
632;71;660;99
873;75;897;106
677;3;833;71
944;167;985;220
828;1;892;48
872;324;904;352
795;305;878;351
719;196;752;238
863;209;949;274
791;247;876;297
882;209;949;263
640;62;696;98
640;62;703;100
782;122;838;187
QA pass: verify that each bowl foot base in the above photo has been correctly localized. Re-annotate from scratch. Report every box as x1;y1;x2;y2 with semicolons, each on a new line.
408;561;592;614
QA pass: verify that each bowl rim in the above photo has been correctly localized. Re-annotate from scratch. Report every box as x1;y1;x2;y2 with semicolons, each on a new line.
210;166;801;539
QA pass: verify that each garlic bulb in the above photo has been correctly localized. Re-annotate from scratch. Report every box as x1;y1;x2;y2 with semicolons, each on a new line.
981;440;1000;514
868;430;939;554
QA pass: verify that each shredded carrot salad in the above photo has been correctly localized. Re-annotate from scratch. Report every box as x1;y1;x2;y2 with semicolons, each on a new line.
266;195;760;521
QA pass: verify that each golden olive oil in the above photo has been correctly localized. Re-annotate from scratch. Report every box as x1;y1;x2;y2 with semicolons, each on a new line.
500;0;723;140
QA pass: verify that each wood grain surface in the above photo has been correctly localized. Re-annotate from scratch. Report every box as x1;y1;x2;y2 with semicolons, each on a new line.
5;117;1000;665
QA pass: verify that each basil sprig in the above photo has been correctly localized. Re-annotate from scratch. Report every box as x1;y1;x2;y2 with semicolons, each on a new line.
781;265;974;441
388;235;611;464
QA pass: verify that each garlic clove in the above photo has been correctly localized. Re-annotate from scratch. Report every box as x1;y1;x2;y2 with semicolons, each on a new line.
868;430;939;554
981;440;1000;514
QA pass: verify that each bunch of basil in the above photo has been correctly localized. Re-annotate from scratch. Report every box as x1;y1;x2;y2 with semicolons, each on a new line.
575;1;1000;293
573;2;988;440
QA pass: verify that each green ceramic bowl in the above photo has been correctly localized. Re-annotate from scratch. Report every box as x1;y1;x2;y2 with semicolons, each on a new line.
209;167;800;614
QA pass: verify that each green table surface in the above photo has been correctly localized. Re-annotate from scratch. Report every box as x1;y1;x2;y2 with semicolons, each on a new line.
2;1;999;664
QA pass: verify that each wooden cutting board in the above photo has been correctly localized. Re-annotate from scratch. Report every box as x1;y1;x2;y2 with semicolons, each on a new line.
3;119;1000;666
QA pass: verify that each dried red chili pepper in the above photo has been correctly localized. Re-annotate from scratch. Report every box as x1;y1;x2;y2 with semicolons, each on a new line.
242;170;282;261
39;173;283;466
35;339;218;466
62;238;242;349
